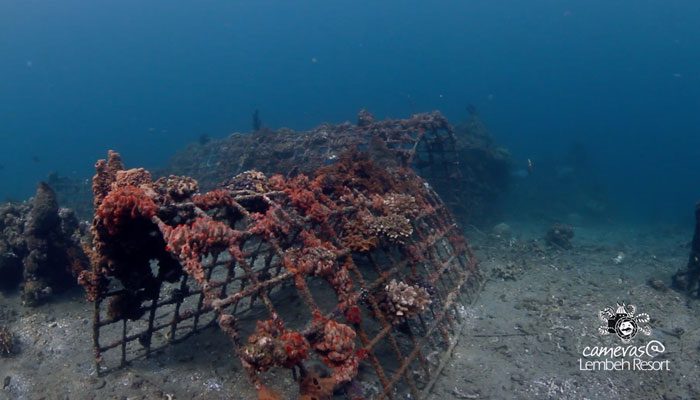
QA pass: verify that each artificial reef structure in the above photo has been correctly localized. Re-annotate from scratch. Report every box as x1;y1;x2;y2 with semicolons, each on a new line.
46;111;510;225
165;110;510;226
81;145;481;399
0;110;494;398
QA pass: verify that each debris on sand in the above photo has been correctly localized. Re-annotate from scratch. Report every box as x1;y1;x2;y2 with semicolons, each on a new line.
0;326;14;356
647;278;668;292
492;222;512;238
672;203;700;297
544;223;574;250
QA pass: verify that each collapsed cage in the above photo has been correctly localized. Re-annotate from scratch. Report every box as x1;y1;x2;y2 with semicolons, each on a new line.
81;138;480;399
166;111;467;221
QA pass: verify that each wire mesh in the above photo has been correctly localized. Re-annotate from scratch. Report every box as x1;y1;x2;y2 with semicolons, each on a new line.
81;147;480;399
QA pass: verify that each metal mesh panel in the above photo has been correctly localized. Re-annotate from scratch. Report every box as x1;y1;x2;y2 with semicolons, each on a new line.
81;150;480;399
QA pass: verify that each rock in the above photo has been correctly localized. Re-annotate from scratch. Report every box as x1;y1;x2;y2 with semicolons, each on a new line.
647;278;668;292
545;223;574;249
492;222;512;238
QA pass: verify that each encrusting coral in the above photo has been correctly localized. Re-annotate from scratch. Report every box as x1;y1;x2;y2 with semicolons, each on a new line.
241;318;310;373
311;315;365;385
161;217;243;285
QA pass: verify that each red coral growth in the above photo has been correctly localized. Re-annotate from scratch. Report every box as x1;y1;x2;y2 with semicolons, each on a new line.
313;151;395;196
249;206;291;239
283;238;359;324
406;244;425;263
332;259;359;323
283;245;337;276
241;318;310;373
192;189;237;210
267;174;286;191
270;174;335;225
448;232;467;252
162;217;240;284
280;331;309;367
313;318;360;384
95;186;157;235
344;305;362;325
340;211;379;253
315;319;356;363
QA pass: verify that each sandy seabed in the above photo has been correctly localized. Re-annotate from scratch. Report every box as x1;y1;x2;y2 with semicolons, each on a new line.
1;222;699;400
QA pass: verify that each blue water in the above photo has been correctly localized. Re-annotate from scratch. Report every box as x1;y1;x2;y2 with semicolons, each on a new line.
1;1;699;224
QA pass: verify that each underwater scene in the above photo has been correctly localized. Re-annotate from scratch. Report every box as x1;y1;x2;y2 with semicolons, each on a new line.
1;1;700;399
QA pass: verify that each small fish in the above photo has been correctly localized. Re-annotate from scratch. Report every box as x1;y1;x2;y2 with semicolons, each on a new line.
32;155;40;163
527;158;535;175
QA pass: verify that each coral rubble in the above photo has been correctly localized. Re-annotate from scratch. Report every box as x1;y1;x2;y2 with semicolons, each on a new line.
0;182;88;306
83;149;480;398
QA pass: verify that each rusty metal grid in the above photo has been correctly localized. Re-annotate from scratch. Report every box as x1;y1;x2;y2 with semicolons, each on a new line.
84;150;481;399
165;111;466;215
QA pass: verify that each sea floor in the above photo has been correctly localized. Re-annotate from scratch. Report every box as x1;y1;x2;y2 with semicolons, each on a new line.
431;222;700;400
1;222;699;400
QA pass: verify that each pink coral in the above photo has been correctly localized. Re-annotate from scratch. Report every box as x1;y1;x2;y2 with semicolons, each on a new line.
162;217;241;284
241;318;310;373
313;318;360;384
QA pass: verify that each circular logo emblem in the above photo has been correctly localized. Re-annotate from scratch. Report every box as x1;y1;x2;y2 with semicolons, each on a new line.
615;317;638;340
